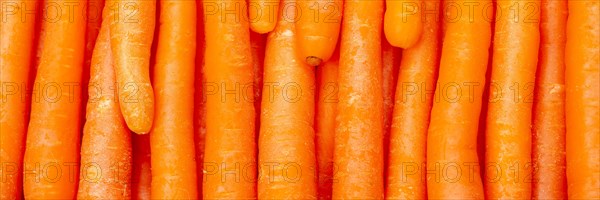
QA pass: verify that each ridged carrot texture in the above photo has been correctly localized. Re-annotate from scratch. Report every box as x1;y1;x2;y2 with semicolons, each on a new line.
22;0;87;198
296;0;343;66
315;48;339;199
257;2;317;198
384;0;423;48
132;134;152;200
532;0;567;198
202;0;257;198
425;0;491;198
150;0;198;198
333;0;384;198
0;0;37;198
485;0;540;198
249;0;279;33
110;0;156;134
565;0;600;199
385;0;440;198
77;18;132;199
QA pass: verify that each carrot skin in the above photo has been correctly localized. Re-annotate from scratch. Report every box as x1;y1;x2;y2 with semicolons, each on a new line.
381;35;402;191
194;0;206;197
249;0;279;33
251;32;267;139
296;0;343;66
384;0;423;48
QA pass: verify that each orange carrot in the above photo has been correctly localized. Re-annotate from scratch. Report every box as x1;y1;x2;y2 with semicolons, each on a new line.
77;17;132;199
332;0;384;198
426;0;491;198
194;0;206;197
149;0;198;198
296;0;343;66
251;32;267;137
315;47;339;199
0;0;38;198
531;0;567;198
81;0;106;125
565;0;600;199
202;0;256;198
22;0;87;198
384;0;423;48
249;0;279;33
385;0;440;197
381;35;402;187
257;2;317;198
132;134;152;200
485;0;540;198
109;0;156;134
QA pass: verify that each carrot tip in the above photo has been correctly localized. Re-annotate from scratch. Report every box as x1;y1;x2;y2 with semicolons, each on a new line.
306;56;322;66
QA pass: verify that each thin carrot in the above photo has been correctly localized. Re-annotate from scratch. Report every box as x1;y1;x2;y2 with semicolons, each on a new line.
81;0;106;125
296;0;343;66
257;2;317;198
426;0;491;198
381;35;402;187
202;0;256;198
531;0;567;198
565;0;600;198
109;0;156;134
132;134;152;200
386;0;440;197
249;0;279;33
77;17;132;199
485;0;540;198
332;0;384;198
251;32;267;138
194;0;206;197
0;0;38;198
149;0;198;198
22;0;87;198
384;0;423;48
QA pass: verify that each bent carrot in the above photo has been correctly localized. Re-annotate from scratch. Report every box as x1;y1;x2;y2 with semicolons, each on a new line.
202;0;256;198
132;134;152;200
565;0;600;199
426;0;491;198
296;0;343;66
77;18;132;199
332;0;384;198
257;2;317;197
0;0;38;198
249;0;279;33
384;0;423;48
386;0;440;197
150;0;198;198
22;0;87;198
532;0;567;198
110;0;156;134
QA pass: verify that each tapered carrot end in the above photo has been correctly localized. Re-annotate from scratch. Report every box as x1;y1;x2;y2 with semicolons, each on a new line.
306;56;323;66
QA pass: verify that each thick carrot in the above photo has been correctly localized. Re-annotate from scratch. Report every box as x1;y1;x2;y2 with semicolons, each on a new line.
296;0;343;66
386;0;440;198
426;0;491;198
249;0;279;33
565;0;600;198
332;0;384;198
132;134;152;200
22;0;87;198
257;2;317;198
194;0;206;197
251;32;267;138
202;0;256;198
384;0;422;48
485;0;540;198
77;17;132;199
109;0;156;134
532;0;567;198
149;0;198;198
0;0;38;198
315;48;339;199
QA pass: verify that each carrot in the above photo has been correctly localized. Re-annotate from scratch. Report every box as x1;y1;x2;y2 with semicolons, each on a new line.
315;48;339;199
531;0;567;198
249;0;279;33
22;0;87;198
77;17;132;199
132;134;152;200
251;32;267;138
386;0;440;197
485;0;540;198
381;35;402;188
202;0;256;198
149;0;198;198
565;0;600;198
257;2;317;198
81;0;106;125
384;0;423;48
332;0;384;198
0;0;38;198
296;0;343;66
109;0;156;134
426;0;491;198
194;0;206;197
